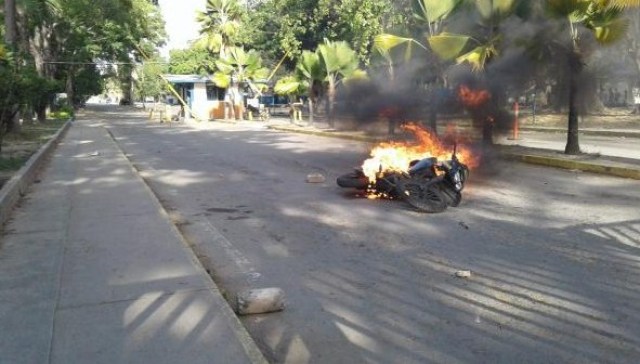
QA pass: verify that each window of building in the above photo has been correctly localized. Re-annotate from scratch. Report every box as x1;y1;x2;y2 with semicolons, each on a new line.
206;85;225;101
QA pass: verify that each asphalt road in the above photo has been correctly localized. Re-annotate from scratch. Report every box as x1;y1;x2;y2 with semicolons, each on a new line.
107;114;640;364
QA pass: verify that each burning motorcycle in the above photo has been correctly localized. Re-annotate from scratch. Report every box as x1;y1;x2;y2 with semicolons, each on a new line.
337;144;469;213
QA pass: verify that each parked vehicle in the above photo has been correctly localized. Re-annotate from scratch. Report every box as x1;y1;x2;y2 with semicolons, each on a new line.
337;145;469;213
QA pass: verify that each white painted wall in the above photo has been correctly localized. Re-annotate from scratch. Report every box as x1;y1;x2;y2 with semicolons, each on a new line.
189;82;224;120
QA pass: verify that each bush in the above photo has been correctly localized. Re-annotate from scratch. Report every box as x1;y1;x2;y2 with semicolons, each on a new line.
48;111;71;120
49;104;75;120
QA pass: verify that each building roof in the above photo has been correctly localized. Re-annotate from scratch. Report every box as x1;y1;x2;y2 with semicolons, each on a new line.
164;74;211;84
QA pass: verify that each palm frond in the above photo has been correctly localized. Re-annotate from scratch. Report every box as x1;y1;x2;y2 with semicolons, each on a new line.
593;17;629;43
274;76;304;95
428;32;471;60
545;0;588;18
609;0;640;7
373;34;427;61
413;0;462;24
211;71;231;88
476;0;518;19
456;44;497;72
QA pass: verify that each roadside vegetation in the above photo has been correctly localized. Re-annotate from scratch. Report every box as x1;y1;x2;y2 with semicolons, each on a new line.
0;0;165;145
0;118;67;187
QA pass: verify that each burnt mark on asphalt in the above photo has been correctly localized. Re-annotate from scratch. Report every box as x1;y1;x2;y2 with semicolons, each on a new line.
226;216;251;221
207;207;239;213
200;207;255;218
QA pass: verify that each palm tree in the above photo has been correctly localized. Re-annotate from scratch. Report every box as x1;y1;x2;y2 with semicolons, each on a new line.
427;0;527;145
196;0;244;58
212;46;269;120
274;75;306;118
545;0;629;154
373;0;464;134
274;50;325;123
317;40;361;127
373;0;463;80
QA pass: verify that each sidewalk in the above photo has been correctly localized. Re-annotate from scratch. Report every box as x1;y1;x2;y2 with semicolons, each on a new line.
520;125;640;139
0;120;266;363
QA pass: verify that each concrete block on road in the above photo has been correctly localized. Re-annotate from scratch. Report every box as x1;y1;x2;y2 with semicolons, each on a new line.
306;173;326;183
237;288;286;315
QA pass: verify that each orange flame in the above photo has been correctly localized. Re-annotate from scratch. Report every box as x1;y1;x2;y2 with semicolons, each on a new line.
362;123;479;183
458;85;491;109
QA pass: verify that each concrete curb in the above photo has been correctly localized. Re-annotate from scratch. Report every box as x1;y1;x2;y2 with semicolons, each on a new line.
267;124;383;143
503;153;640;180
0;120;72;226
104;128;269;364
268;124;640;180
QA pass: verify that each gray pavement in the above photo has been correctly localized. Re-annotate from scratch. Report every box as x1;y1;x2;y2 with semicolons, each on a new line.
0;119;266;363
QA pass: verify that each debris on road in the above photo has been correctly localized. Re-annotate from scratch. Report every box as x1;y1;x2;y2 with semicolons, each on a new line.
458;221;470;229
86;151;100;157
306;173;326;183
237;287;286;315
455;270;472;278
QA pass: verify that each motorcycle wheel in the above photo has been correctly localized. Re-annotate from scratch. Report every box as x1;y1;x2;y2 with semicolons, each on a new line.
458;165;469;190
336;171;369;189
440;184;462;207
400;180;447;213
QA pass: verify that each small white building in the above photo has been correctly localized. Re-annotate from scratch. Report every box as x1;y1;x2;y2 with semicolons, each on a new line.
164;74;230;120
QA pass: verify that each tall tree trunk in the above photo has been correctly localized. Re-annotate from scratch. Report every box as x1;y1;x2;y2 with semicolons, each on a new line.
327;77;335;127
66;68;75;108
119;64;133;105
4;0;17;47
565;50;582;155
32;25;51;121
2;0;19;136
308;96;314;124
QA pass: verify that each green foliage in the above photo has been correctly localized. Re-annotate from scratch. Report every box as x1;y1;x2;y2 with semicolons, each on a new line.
413;0;463;24
275;50;323;96
0;156;29;172
48;111;72;120
0;0;167;119
274;75;305;95
239;0;394;67
204;45;269;119
373;0;464;78
0;44;55;135
427;33;470;61
196;0;246;56
318;40;360;77
135;55;169;101
169;48;216;75
475;0;519;20
422;0;529;71
212;47;270;90
545;0;629;46
75;65;103;103
0;44;12;63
